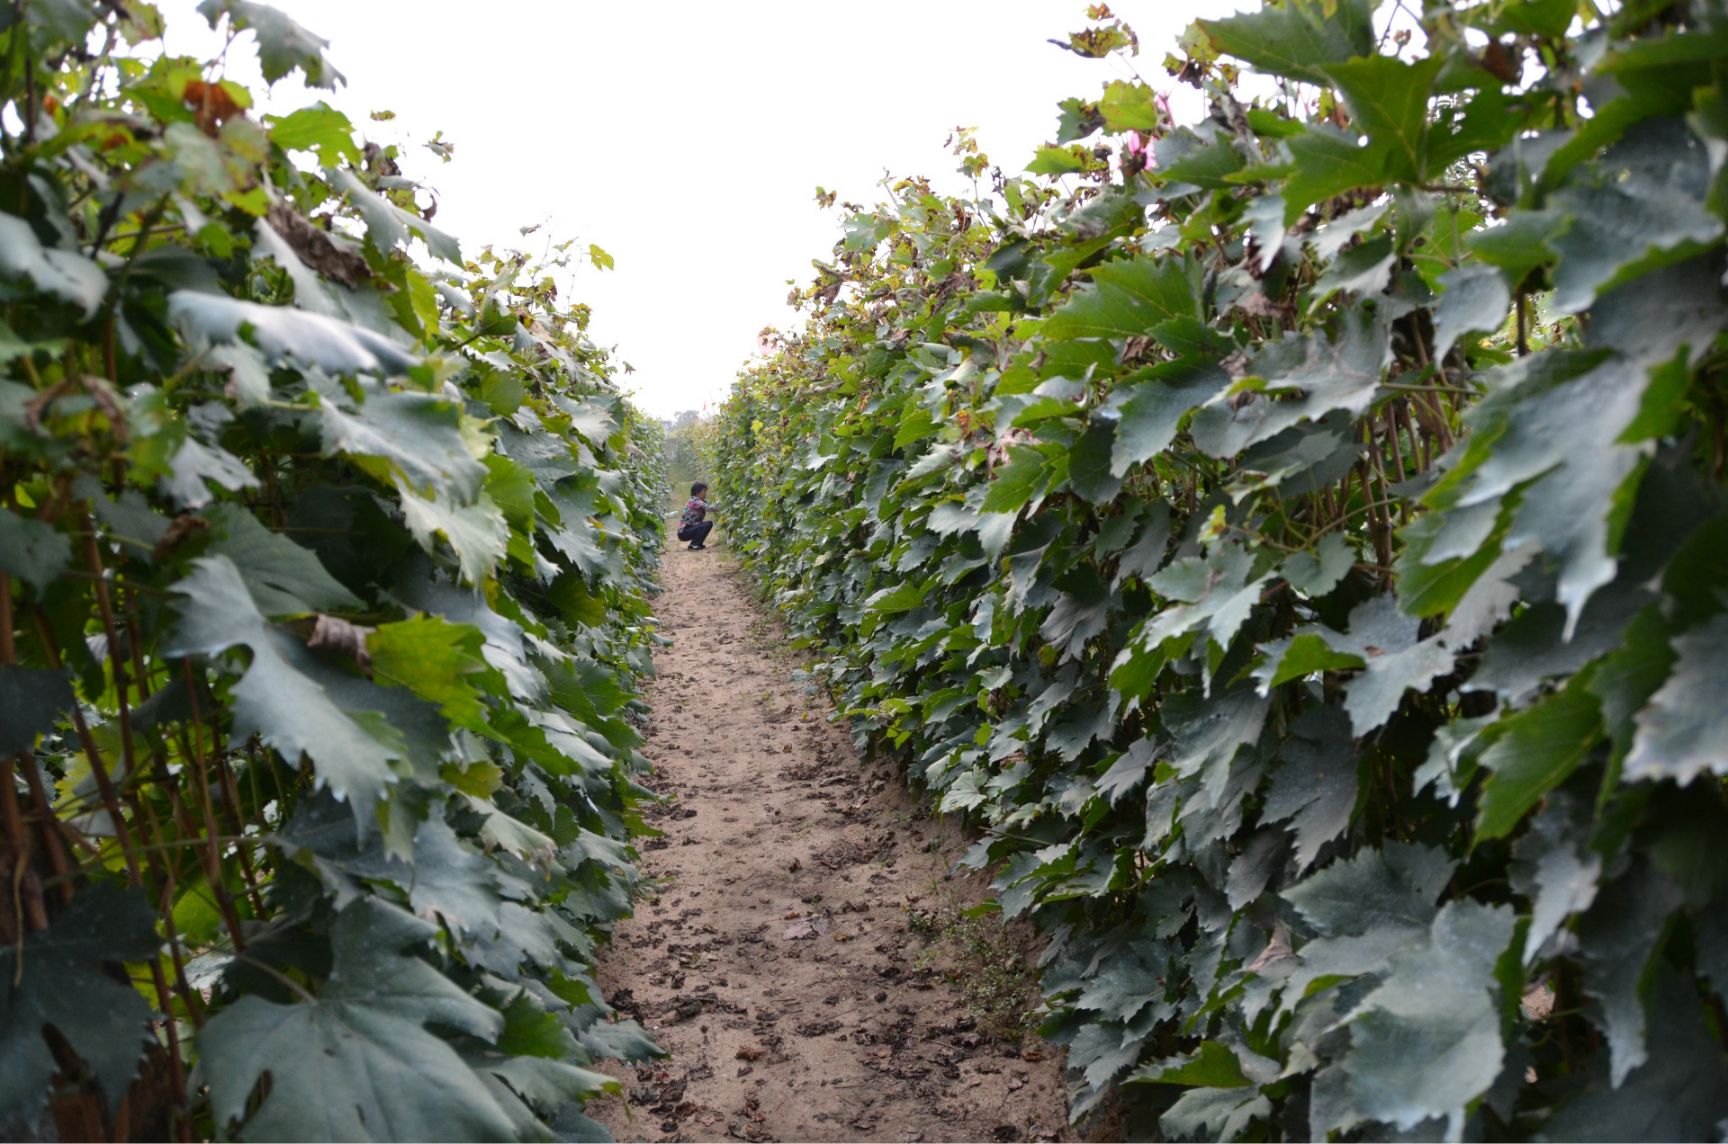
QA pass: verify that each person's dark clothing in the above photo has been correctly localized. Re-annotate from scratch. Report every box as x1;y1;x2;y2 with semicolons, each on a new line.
678;496;714;548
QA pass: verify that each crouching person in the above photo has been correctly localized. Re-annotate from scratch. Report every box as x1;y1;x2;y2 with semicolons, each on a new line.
678;482;716;550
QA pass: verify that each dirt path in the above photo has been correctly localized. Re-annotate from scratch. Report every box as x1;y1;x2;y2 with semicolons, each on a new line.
592;536;1070;1144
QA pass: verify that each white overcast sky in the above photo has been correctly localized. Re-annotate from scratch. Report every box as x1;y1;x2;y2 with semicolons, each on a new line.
155;1;1245;418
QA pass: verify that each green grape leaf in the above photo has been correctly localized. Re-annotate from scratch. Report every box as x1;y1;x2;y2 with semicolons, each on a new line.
1327;596;1456;735
169;290;418;375
1426;351;1654;632
980;446;1050;515
1160;1087;1271;1141
1432;263;1512;360
396;482;509;585
1541;968;1728;1141
1575;859;1685;1085
266;102;361;166
0;507;72;591
1068;420;1123;503
1624;613;1728;785
370;617;490;732
1280;532;1358;598
164;435;259;509
20;0;101;48
196;0;342;85
1319;54;1445;183
207;503;363;616
1075;952;1165;1022
200;898;514;1141
166;556;406;825
1096;738;1157;805
1280;125;1395;223
1509;791;1603;964
1311;234;1396;303
0;886;159;1119
1344;901;1516;1139
1041;256;1200;341
285;799;506;937
0;215;108;317
1285;842;1450;939
1466;210;1567;287
1041;567;1111;660
1547;121;1722;314
330;169;462;265
1263;705;1359;870
1252;631;1365;693
1108;360;1230;477
1226;829;1289;910
1099;81;1162;132
0;665;76;755
1130;1041;1251;1088
1474;678;1603;841
1200;0;1374;83
319;389;486;502
1163;684;1269;781
1190;305;1390;459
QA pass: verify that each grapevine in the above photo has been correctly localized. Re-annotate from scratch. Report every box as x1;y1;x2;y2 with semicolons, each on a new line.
1;2;662;1139
715;1;1728;1137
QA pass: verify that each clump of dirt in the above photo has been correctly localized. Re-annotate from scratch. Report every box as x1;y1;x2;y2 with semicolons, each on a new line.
591;541;1071;1143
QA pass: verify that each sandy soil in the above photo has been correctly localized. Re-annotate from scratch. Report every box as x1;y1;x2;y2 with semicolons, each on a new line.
591;534;1071;1144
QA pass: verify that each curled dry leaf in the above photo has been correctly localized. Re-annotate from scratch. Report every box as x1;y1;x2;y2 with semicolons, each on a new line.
307;613;374;670
266;202;370;289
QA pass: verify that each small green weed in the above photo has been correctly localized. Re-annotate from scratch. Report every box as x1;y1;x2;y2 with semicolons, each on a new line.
907;903;1041;1040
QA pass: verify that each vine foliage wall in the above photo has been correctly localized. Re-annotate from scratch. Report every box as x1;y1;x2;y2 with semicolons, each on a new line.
1;2;662;1139
715;0;1728;1137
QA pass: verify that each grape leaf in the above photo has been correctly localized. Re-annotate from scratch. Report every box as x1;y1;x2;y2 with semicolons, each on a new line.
1189;305;1390;459
0;214;107;317
319;389;486;502
196;0;343;85
1285;842;1450;939
1344;901;1516;1140
200;898;515;1141
1160;1086;1271;1141
1263;705;1360;870
0;886;159;1119
0;665;75;755
1575;859;1685;1085
1107;360;1230;477
0;508;72;594
1280;532;1358;598
1041;256;1200;340
1200;0;1374;83
207;503;363;616
169;291;417;375
1068;420;1123;503
166;556;405;825
1547;120;1723;314
1328;596;1456;735
1541;968;1728;1140
1319;55;1445;183
1474;679;1603;841
329;169;461;265
1432;263;1512;360
1624;613;1728;785
1509;792;1603;965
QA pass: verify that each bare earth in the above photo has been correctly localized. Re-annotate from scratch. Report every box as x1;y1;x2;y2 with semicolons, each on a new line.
592;536;1071;1144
